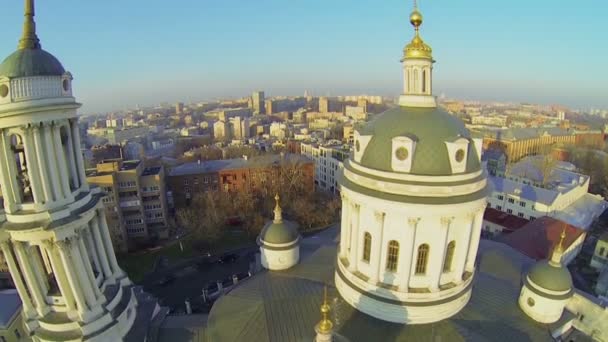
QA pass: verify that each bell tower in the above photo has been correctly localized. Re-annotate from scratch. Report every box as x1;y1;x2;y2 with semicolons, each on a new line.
0;1;147;340
398;0;437;108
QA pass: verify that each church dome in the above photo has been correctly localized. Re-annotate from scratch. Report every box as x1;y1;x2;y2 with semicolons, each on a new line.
527;260;572;293
259;220;299;245
357;106;481;175
0;48;65;78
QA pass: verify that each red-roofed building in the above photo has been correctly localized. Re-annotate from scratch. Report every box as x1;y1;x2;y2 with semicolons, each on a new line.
482;207;529;236
500;216;586;265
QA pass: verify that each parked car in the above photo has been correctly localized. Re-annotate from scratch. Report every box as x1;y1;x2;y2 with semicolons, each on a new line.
218;253;239;264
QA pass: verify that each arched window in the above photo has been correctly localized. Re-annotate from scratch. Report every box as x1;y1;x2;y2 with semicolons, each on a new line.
362;232;372;263
386;241;399;272
415;244;429;275
9;134;30;203
443;241;456;273
422;69;427;93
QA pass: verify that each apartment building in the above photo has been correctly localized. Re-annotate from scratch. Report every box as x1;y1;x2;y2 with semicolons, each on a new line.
300;141;350;194
87;159;169;251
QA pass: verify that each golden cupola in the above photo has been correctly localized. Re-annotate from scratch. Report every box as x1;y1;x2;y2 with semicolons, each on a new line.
402;6;433;60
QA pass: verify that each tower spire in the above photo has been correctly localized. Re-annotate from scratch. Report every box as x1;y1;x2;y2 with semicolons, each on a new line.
19;0;41;50
273;194;283;223
314;286;334;341
550;226;567;266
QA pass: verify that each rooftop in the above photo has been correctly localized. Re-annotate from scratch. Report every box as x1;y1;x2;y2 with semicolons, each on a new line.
169;154;312;177
483;208;529;232
0;289;21;329
500;216;585;261
142;166;162;177
206;227;565;341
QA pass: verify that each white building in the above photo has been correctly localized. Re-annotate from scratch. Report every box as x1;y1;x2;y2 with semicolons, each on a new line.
487;157;607;229
300;141;349;194
336;8;489;324
269;122;287;140
213;120;230;141
0;3;160;340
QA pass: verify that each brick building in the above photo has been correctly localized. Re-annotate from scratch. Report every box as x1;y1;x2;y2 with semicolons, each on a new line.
168;154;314;207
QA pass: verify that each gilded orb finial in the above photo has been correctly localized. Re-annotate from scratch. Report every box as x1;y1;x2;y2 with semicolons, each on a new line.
403;0;432;60
317;286;334;334
19;0;41;50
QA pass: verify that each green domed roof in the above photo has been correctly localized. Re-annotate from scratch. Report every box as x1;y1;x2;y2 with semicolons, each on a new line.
357;106;481;176
260;220;299;245
0;48;65;78
527;260;572;293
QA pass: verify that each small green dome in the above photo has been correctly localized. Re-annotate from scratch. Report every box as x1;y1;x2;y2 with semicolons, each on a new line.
0;48;65;78
357;106;481;176
527;260;572;293
259;220;299;245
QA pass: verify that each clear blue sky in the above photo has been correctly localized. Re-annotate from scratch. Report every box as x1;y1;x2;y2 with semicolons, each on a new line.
1;0;607;113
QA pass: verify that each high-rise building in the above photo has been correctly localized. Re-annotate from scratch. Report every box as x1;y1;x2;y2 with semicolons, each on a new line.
252;91;265;114
175;102;184;114
0;2;159;340
86;159;170;251
319;97;330;113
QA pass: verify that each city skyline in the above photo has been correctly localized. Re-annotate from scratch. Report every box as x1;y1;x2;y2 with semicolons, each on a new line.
1;0;607;113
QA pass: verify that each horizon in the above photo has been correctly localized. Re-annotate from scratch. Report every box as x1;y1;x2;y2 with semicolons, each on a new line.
1;0;607;113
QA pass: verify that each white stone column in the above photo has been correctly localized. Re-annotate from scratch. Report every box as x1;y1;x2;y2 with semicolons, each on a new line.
64;122;79;190
370;211;385;285
339;194;349;259
465;209;484;272
455;212;475;282
41;241;76;313
399;218;419;292
1;129;21;207
97;210;124;278
0;138;16;211
84;229;102;275
347;203;360;273
22;126;43;204
30;246;49;295
14;241;49;317
43;123;63;200
429;217;454;290
0;241;36;318
52;123;71;198
70;236;98;308
57;239;89;317
91;216;113;279
71;119;89;191
77;233;104;301
33;125;53;203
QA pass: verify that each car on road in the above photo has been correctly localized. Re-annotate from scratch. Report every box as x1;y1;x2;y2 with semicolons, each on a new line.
218;253;239;264
158;275;175;287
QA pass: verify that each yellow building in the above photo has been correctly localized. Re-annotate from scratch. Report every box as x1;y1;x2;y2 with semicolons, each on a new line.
87;159;169;252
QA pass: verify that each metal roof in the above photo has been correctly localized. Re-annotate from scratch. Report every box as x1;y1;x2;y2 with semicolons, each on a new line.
206;240;556;342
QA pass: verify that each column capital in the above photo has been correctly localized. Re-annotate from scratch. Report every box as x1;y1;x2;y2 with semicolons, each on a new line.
440;216;454;227
374;211;385;221
56;239;73;254
408;217;420;228
351;202;360;210
0;240;10;249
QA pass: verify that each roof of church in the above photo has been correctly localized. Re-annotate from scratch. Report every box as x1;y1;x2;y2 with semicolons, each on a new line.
356;106;481;176
207;233;559;342
0;48;65;78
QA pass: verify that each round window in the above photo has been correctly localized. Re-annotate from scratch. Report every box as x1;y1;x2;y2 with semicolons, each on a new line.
455;149;465;162
0;84;8;98
395;147;409;161
355;140;361;152
527;297;535;307
62;79;70;92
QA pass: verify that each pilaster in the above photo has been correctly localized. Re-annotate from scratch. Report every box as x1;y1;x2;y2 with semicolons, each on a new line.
43;122;63;200
14;241;50;317
370;211;385;285
52;122;72;199
41;240;77;314
70;119;89;191
22;125;43;204
347;203;360;273
399;217;419;292
0;241;36;319
57;238;89;320
33;124;53;203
